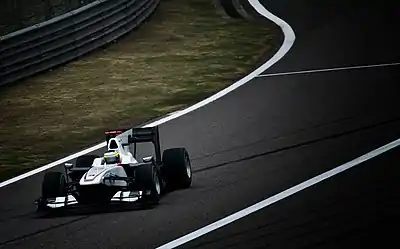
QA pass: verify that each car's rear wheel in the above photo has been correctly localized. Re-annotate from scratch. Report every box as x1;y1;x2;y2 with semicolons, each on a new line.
69;155;98;182
162;148;192;189
75;154;98;168
136;164;161;206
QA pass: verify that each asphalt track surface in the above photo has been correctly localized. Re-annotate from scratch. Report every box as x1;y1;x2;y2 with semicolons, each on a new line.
0;1;399;248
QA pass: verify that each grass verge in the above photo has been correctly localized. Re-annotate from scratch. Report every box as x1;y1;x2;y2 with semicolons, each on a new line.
0;0;281;181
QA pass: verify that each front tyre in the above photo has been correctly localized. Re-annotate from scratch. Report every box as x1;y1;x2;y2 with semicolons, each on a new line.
162;148;192;189
38;172;67;212
42;172;67;198
136;164;161;206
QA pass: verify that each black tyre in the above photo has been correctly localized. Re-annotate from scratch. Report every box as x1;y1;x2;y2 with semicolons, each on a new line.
136;164;161;205
42;172;67;198
162;148;192;189
75;154;98;168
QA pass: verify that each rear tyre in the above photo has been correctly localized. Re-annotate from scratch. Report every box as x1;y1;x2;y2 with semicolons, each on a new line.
42;172;67;199
136;164;161;206
68;154;98;181
75;154;98;168
162;148;192;189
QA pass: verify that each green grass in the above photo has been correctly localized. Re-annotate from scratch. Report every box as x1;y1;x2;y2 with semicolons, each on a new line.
0;0;281;181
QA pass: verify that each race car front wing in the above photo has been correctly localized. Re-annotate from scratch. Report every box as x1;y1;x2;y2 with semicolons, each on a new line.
35;190;144;209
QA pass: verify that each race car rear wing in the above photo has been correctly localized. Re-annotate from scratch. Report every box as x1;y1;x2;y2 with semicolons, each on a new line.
129;126;162;164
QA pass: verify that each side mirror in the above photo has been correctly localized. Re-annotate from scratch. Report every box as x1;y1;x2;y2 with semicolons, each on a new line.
142;156;153;163
64;163;73;170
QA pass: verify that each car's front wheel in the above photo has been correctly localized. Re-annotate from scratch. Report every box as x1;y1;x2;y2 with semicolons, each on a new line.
42;171;67;199
136;164;161;206
38;171;67;212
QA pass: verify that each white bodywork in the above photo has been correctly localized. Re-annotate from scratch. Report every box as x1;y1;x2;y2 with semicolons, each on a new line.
79;137;139;186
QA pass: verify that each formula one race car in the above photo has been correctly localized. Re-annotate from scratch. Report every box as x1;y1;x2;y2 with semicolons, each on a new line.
36;126;192;211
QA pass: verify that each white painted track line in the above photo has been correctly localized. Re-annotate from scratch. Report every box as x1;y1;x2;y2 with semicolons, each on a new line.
156;137;400;249
257;62;400;77
0;142;106;188
142;0;296;128
0;0;296;188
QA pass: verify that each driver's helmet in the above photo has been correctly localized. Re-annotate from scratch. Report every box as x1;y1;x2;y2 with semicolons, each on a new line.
103;151;121;164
